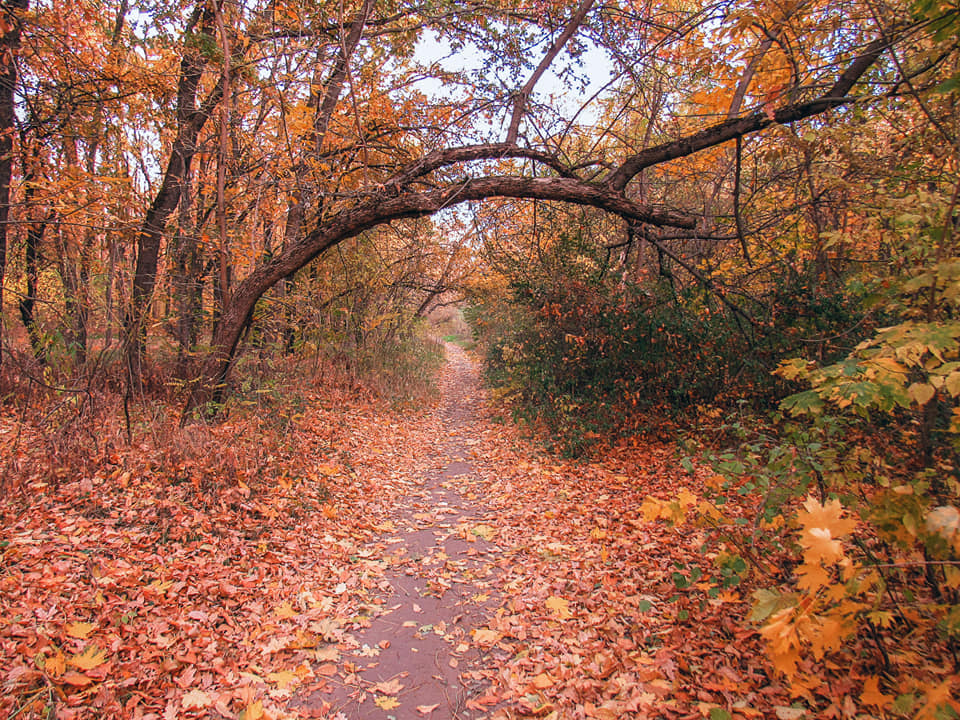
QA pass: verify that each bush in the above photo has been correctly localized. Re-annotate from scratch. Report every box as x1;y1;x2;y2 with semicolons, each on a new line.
468;235;869;455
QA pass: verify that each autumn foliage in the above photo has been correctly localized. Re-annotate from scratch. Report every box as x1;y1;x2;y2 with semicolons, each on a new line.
2;0;960;717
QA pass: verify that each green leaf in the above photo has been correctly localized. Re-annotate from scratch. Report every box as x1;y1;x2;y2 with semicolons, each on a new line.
750;589;795;622
780;390;824;416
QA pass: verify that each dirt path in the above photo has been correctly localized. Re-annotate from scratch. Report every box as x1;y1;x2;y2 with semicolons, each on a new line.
294;345;504;719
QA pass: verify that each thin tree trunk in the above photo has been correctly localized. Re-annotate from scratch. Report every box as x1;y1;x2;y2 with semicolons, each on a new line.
125;3;221;386
0;0;26;367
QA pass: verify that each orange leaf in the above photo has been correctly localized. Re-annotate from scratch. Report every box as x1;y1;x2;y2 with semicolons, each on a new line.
860;676;894;709
372;678;404;695
546;595;572;619
68;645;107;671
61;671;93;687
65;622;96;639
45;651;66;678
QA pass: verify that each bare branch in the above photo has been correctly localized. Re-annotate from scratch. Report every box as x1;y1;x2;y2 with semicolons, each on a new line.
604;31;895;192
505;0;596;144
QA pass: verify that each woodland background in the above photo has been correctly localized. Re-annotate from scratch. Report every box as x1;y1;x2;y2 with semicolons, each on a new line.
1;0;960;717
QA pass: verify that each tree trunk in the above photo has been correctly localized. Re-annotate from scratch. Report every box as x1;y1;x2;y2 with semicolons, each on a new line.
0;0;26;367
125;4;220;386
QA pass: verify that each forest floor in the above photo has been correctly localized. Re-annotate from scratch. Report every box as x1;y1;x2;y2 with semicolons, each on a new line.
0;345;798;720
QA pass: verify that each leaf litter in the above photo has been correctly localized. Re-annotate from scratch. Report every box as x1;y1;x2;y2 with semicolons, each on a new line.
1;345;798;719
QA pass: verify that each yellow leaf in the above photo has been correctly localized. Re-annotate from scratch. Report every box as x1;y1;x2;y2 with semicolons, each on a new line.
68;645;107;671
375;696;401;710
908;382;936;405
797;497;857;565
677;487;697;508
44;650;66;678
546;595;572;619
796;561;832;591
801;527;844;565
65;622;96;639
945;371;960;396
267;670;299;689
798;497;857;537
275;602;297;619
641;496;665;522
472;524;496;540
241;701;264;720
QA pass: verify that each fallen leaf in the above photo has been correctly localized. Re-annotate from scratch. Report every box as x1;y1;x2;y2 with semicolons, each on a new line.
267;670;299;689
373;678;404;695
275;602;297;619
241;701;264;720
416;704;440;715
68;645;107;671
60;670;93;687
473;628;501;645
532;672;554;689
65;622;96;639
375;696;401;710
182;689;213;710
546;595;572;619
44;650;66;677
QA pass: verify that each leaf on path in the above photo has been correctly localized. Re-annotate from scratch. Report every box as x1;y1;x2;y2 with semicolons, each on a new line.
316;662;338;677
546;595;572;619
182;689;213;710
65;621;96;639
68;645;107;670
472;523;496;540
416;704;440;715
375;696;401;710
267;670;298;689
315;645;339;662
60;670;93;687
373;678;404;694
473;627;501;645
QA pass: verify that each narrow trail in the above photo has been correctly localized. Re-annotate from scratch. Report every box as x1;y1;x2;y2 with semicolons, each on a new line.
295;345;504;719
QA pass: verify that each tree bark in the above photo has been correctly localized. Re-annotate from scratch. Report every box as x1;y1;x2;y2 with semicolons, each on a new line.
125;4;221;385
0;0;26;367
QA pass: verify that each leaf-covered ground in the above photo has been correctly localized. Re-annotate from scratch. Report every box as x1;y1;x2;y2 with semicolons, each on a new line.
1;347;797;719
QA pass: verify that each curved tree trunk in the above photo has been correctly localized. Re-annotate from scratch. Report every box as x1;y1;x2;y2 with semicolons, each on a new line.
183;29;893;413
